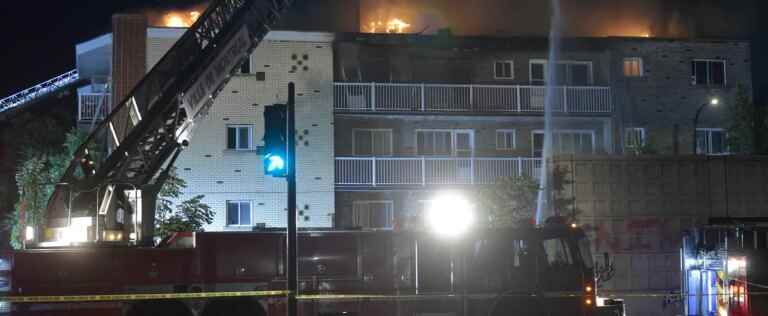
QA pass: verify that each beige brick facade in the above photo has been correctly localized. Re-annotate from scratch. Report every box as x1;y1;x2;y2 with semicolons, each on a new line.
146;30;336;229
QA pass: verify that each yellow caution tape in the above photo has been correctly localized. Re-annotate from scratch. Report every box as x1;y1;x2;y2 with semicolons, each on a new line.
3;290;288;303
7;290;768;304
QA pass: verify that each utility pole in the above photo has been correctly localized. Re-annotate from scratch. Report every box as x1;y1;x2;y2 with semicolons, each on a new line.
286;82;298;316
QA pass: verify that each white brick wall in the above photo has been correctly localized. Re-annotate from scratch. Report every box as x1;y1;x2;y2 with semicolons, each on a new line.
146;30;335;230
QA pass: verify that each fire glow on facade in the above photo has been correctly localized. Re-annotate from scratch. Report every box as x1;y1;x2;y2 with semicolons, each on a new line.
366;18;412;33
145;3;209;28
162;11;201;27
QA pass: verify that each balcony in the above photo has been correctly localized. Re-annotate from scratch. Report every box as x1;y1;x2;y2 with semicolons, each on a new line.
336;157;542;187
78;92;110;121
334;83;612;114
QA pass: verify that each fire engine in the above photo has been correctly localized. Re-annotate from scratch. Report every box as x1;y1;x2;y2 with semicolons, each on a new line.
6;0;625;315
11;224;621;316
682;218;768;316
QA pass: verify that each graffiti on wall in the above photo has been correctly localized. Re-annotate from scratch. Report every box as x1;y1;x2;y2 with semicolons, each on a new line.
582;216;696;253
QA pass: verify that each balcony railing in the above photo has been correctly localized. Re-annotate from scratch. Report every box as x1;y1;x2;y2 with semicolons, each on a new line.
334;83;612;114
78;93;110;121
336;157;542;186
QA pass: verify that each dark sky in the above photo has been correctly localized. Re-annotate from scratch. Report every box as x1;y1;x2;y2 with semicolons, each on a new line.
0;0;762;98
0;0;197;97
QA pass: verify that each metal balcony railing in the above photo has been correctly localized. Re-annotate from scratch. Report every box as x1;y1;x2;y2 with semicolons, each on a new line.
78;92;110;121
334;83;613;114
336;157;542;186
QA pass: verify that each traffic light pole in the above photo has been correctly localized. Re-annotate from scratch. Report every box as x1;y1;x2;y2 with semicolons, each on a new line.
286;82;298;316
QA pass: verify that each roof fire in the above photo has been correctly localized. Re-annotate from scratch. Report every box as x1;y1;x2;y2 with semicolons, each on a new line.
144;3;209;28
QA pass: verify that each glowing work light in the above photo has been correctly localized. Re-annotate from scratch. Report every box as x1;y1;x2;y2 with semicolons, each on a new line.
426;193;475;238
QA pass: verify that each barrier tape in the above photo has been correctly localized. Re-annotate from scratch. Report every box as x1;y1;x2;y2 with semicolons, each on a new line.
4;290;768;304
3;291;288;303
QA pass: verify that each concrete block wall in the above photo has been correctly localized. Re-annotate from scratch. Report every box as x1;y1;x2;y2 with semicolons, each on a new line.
554;155;768;315
145;30;336;230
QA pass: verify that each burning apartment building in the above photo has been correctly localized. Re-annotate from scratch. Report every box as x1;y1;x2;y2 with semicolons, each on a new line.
44;0;756;315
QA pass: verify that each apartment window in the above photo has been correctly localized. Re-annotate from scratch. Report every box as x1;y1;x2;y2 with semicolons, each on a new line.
227;125;253;150
353;129;393;156
226;201;251;226
696;128;727;155
496;129;517;150
494;60;514;79
691;60;726;86
623;58;644;77
417;130;452;156
532;130;595;157
624;128;647;151
352;201;394;229
416;130;474;157
255;72;266;81
530;60;593;86
238;57;251;74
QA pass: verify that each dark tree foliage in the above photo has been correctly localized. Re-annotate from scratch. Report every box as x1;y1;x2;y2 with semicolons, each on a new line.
5;129;89;249
727;84;768;154
155;168;213;239
477;175;538;228
477;165;578;228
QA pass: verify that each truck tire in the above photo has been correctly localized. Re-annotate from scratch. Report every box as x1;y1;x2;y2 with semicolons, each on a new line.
125;300;192;316
202;298;265;316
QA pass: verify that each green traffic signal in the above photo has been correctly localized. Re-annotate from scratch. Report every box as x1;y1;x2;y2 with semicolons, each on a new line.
263;104;288;177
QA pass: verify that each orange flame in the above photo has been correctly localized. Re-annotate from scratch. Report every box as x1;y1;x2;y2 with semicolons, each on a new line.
366;18;412;34
163;11;201;28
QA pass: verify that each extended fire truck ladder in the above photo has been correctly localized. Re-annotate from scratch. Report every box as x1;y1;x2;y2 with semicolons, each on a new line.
0;69;84;116
47;0;294;245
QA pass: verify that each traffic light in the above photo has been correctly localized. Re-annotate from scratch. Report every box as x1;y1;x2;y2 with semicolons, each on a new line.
263;104;288;177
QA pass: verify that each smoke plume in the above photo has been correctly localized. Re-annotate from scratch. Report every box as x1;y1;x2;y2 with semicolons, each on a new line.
360;0;753;38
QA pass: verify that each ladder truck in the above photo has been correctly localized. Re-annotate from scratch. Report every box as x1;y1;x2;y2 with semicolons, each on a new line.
7;0;626;315
41;0;292;247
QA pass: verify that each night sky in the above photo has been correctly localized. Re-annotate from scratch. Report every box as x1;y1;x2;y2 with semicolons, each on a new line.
0;0;197;97
0;0;764;99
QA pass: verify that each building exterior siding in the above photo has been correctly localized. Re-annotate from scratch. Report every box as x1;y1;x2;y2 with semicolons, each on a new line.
77;29;337;230
608;39;752;154
172;33;337;230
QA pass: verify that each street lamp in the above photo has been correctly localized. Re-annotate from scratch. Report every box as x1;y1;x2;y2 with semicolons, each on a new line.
692;97;720;154
426;193;475;238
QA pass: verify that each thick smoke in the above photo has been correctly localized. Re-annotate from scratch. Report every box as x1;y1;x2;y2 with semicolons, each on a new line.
131;0;753;39
361;0;753;38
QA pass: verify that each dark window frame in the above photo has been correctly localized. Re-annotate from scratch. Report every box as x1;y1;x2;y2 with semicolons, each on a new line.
691;59;726;86
226;200;252;226
226;125;254;150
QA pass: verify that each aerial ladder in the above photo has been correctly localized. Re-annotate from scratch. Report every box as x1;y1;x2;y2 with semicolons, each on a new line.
0;69;85;119
45;0;294;246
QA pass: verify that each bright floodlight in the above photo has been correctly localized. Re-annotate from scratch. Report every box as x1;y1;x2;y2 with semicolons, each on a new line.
426;193;475;238
710;98;719;106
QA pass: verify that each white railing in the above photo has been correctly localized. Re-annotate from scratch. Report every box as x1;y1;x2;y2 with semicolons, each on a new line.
78;93;110;121
334;83;612;113
336;157;542;186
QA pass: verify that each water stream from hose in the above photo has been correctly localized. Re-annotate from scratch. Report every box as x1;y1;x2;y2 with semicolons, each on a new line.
535;0;562;225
